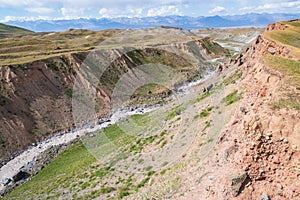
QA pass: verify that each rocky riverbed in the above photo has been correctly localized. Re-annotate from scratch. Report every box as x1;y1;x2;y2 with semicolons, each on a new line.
0;70;216;196
0;104;159;195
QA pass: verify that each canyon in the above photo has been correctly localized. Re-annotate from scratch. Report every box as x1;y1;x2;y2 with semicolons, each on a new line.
0;19;299;200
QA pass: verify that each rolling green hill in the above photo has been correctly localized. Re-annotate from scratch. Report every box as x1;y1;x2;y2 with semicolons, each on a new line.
0;23;33;38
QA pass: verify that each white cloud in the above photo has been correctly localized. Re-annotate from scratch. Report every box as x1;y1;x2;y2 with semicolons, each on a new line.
0;0;42;7
61;7;86;19
147;5;182;17
0;15;51;22
25;7;54;14
98;8;108;16
209;6;225;14
239;1;300;14
99;7;143;18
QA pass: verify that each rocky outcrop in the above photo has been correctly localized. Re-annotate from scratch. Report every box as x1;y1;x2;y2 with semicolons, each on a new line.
219;21;300;199
266;22;288;31
179;20;300;200
229;34;294;69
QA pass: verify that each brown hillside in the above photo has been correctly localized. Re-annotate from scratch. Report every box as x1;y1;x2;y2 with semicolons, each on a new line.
0;31;228;163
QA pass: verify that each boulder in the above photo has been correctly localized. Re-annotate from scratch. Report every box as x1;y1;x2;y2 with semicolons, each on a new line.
240;107;246;114
267;47;276;54
272;155;280;164
12;171;30;182
230;173;250;196
2;178;11;186
261;194;269;200
207;84;213;92
203;84;213;93
176;110;181;115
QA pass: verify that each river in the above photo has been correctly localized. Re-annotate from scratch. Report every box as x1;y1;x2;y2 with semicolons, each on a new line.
0;70;215;192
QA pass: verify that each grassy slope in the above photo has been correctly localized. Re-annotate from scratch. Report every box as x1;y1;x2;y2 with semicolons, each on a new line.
3;110;172;199
263;55;300;110
263;55;300;88
0;28;230;67
2;77;235;199
264;20;300;56
4;143;96;199
0;29;120;66
0;23;32;35
200;37;230;56
263;19;300;110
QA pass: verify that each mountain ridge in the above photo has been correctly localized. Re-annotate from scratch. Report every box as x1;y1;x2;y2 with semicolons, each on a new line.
3;13;300;32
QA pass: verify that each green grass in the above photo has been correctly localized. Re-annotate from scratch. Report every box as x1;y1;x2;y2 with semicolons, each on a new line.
272;98;300;110
0;29;119;66
200;37;230;56
262;37;300;111
285;21;300;28
129;135;158;154
223;69;243;86
89;167;111;180
266;21;300;49
264;20;300;54
194;92;212;103
263;55;300;88
4;143;95;200
223;90;241;106
267;30;300;49
118;186;131;199
207;137;214;143
103;124;135;147
131;113;152;127
65;88;73;97
133;83;169;97
136;177;150;189
204;120;212;129
194;106;214;119
207;106;214;112
0;23;32;36
165;105;185;120
126;48;193;72
83;111;161;160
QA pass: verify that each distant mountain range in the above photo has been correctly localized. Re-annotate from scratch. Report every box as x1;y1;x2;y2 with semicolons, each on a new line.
4;13;300;32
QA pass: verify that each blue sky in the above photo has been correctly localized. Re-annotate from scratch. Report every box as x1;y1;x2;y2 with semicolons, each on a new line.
0;0;300;22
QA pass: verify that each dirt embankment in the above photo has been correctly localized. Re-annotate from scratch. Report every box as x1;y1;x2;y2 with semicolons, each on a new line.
0;52;110;163
223;34;300;199
182;23;300;199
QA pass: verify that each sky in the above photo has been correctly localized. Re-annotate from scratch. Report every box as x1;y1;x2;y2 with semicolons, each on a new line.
0;0;300;22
